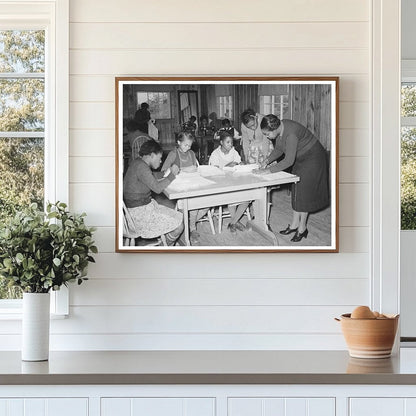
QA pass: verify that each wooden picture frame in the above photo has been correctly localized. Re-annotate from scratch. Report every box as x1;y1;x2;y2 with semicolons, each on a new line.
116;77;339;253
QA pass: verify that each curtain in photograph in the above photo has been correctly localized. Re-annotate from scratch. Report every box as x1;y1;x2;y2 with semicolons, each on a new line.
233;84;259;129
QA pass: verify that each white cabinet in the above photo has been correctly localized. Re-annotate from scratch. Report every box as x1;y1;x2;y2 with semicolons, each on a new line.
101;397;215;416
349;398;416;416
228;397;335;416
0;398;88;416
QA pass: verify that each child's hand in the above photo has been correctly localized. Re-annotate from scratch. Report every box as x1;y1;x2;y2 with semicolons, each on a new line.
252;168;271;175
170;165;180;175
259;159;269;169
181;165;197;173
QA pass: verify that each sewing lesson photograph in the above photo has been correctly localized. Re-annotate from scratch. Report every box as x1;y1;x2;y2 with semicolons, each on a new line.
116;77;338;253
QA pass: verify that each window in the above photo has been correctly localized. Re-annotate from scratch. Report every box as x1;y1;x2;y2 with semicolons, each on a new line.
401;81;416;230
217;95;233;119
0;30;45;299
0;1;69;314
260;94;290;118
136;92;171;119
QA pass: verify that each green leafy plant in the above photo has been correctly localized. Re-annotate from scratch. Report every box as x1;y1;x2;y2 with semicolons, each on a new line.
0;202;97;293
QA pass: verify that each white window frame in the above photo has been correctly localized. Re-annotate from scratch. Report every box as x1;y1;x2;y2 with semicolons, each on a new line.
259;94;289;118
371;0;401;321
0;0;69;317
401;61;416;127
136;91;172;119
217;95;233;119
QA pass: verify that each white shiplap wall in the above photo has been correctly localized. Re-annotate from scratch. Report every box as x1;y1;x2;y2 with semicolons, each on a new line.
58;0;371;350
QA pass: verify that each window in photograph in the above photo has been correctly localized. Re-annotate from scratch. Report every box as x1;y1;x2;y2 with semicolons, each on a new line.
217;95;233;119
401;82;416;230
136;92;171;119
260;94;290;118
0;30;46;300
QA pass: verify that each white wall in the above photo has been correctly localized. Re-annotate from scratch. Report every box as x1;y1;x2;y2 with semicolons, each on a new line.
60;0;371;350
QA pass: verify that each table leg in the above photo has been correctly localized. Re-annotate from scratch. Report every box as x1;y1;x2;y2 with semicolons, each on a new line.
183;198;190;246
249;187;279;246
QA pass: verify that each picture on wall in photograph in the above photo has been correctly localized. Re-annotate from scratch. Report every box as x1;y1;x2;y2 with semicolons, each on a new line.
116;77;339;253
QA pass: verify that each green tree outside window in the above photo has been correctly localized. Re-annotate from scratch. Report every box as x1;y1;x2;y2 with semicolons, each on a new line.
401;84;416;230
0;30;45;299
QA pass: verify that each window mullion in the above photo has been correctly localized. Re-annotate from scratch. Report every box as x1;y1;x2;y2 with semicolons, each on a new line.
401;117;416;126
0;73;44;79
0;132;44;138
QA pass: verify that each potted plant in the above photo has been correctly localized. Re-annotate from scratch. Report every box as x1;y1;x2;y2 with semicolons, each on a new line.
0;202;97;361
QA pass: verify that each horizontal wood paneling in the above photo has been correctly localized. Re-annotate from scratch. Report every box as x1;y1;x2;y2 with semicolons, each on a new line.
70;103;114;129
339;157;369;183
69;183;114;226
90;227;115;253
53;305;353;334
71;278;368;306
70;49;368;76
70;22;368;50
70;129;115;157
70;0;369;23
70;75;114;102
339;183;369;227
0;306;354;335
86;252;369;279
0;333;347;350
339;227;369;253
59;0;373;351
70;74;369;103
339;129;369;157
69;157;115;183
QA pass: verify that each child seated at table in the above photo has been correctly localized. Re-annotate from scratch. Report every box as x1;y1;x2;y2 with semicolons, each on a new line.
162;132;208;245
209;132;250;233
123;140;183;246
162;131;198;173
214;118;241;154
209;131;241;169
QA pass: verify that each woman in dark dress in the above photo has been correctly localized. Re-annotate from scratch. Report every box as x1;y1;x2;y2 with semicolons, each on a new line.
254;114;329;242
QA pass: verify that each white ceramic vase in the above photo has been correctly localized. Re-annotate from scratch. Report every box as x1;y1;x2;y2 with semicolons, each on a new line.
22;292;50;361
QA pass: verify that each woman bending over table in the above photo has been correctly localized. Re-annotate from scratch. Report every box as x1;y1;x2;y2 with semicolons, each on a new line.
254;114;329;243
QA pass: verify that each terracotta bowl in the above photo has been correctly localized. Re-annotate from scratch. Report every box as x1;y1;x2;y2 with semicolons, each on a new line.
337;313;399;359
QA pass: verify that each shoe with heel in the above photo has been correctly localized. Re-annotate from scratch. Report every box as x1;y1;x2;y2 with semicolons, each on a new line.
291;229;308;242
279;224;298;235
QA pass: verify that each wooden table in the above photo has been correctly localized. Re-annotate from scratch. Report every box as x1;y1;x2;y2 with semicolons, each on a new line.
164;170;299;246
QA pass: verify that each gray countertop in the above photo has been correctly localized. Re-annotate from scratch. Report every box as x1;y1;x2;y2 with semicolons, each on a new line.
2;349;416;385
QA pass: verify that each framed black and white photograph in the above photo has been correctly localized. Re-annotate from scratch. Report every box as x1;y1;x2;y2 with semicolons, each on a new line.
115;77;338;252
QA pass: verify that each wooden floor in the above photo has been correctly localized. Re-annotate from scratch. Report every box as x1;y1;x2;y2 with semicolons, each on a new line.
153;186;332;248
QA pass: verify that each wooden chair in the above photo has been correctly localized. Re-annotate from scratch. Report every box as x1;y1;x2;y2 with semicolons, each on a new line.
131;135;151;161
196;208;216;235
122;202;167;247
175;201;216;235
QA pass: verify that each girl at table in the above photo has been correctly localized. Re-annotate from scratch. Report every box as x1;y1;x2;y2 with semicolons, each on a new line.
162;131;198;173
240;109;273;165
123;140;183;246
254;114;329;243
209;132;249;232
161;132;207;245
